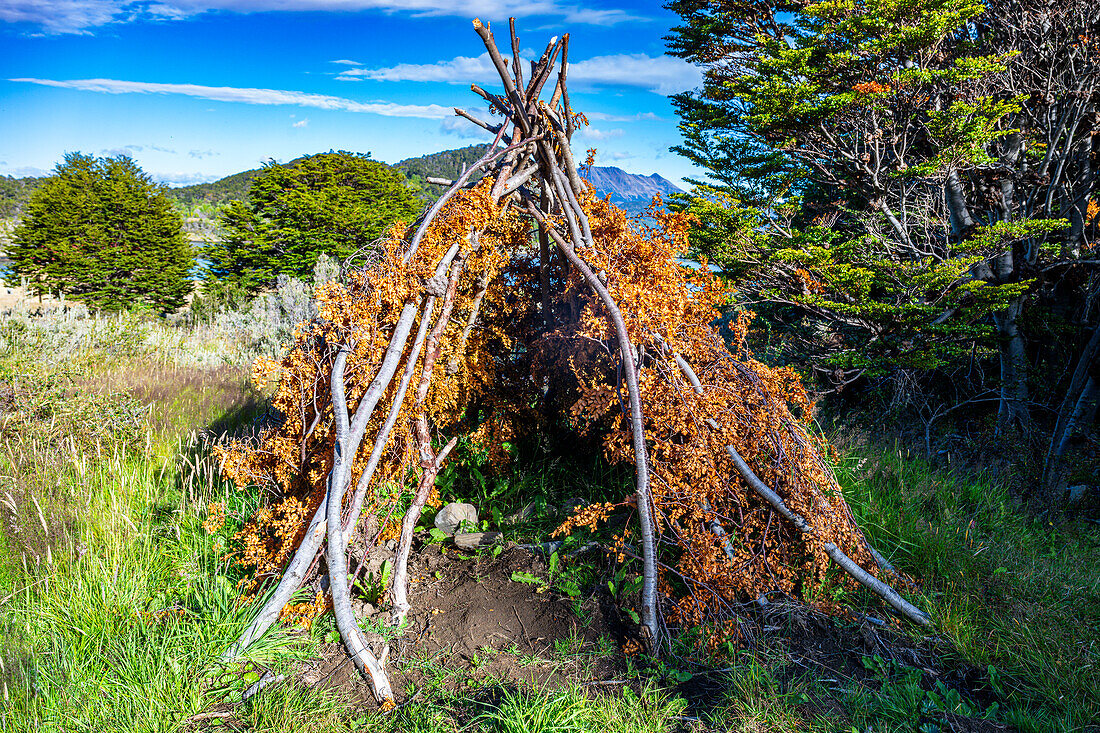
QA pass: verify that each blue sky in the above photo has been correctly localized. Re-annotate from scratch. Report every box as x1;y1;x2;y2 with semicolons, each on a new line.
0;1;703;188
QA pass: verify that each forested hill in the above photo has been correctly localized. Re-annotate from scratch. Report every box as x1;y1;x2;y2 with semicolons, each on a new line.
2;148;682;216
166;168;262;207
397;145;487;199
0;175;45;218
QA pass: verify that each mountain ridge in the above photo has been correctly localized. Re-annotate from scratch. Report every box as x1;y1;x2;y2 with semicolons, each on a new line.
0;147;684;218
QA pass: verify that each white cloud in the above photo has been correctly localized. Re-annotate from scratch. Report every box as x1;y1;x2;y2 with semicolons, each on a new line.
188;148;217;158
604;151;634;161
338;53;495;83
440;113;493;139
587;111;659;122
9;77;453;118
3;0;646;35
2;165;51;178
569;54;701;95
292;118;308;127
100;143;177;156
579;126;623;141
155;170;223;186
330;59;362;66
344;51;700;95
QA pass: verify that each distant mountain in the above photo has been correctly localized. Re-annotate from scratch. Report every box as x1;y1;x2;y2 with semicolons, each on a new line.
397;146;683;214
581;165;683;214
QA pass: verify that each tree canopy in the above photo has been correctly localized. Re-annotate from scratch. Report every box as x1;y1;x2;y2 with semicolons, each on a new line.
666;0;1099;454
207;151;423;291
8;153;194;313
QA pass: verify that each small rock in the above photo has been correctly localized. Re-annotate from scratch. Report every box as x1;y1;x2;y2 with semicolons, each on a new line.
559;497;586;516
435;502;478;535
454;531;503;550
362;602;376;617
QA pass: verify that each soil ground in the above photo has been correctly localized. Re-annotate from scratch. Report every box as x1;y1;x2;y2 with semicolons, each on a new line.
253;538;1016;731
300;542;622;707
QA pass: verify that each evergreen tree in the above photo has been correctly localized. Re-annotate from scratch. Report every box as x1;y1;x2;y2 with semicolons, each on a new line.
9;153;194;313
666;0;1097;431
208;151;423;291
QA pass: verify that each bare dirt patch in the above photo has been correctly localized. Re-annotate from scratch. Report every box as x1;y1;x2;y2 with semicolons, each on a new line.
299;541;622;706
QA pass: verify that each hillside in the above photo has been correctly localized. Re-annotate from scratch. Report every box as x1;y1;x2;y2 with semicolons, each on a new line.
2;149;682;220
0;175;45;219
397;145;487;200
166;168;262;207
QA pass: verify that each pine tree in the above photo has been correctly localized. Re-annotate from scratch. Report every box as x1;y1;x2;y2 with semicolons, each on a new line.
207;151;423;291
9;153;194;313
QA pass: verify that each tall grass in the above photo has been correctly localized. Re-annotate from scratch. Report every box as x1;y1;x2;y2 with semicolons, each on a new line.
0;315;324;732
835;444;1100;730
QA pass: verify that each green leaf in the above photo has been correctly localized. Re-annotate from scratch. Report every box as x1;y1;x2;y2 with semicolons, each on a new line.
510;571;543;586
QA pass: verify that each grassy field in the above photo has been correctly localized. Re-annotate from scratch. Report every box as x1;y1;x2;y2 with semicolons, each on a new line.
0;308;1097;733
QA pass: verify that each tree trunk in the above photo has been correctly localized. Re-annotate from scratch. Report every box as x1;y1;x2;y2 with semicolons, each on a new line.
993;294;1030;432
1046;322;1100;493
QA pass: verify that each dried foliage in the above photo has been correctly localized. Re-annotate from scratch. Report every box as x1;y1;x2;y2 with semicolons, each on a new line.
218;178;883;633
212;24;916;691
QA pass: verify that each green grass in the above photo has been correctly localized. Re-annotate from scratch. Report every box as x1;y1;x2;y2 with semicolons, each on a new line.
0;334;336;732
835;444;1100;730
3;308;1097;733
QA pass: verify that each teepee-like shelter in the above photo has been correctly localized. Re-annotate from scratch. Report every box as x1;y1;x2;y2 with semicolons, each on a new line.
217;18;929;706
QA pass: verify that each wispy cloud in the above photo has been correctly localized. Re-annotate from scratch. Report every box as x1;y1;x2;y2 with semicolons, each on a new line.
2;165;51;178
330;59;362;66
292;118;308;127
338;53;495;83
9;77;453;118
4;0;646;36
188;148;218;158
587;111;660;122
99;143;178;156
154;170;223;186
440;113;493;139
579;126;623;141
341;51;700;95
569;54;701;95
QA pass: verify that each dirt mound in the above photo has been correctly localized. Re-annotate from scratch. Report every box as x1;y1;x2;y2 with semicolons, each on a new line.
403;543;607;658
300;541;619;705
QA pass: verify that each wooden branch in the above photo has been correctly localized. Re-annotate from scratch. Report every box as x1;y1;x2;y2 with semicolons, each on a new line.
223;500;328;659
725;444;930;626
658;334;921;615
452;107;512;144
326;348;395;703
472;18;532;136
344;296;435;534
525;197;661;650
447;269;492;375
405;129;507;263
390;255;466;627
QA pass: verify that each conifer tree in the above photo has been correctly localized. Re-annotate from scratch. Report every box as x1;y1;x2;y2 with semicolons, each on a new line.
9;153;194;313
207;151;422;291
666;0;1097;433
